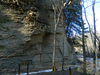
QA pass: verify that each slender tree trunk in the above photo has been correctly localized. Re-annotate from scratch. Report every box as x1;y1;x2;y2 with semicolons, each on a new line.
80;0;86;74
51;0;69;71
52;27;56;71
82;11;86;74
83;0;94;45
83;0;99;74
92;0;96;66
52;6;57;71
92;0;98;74
62;9;65;71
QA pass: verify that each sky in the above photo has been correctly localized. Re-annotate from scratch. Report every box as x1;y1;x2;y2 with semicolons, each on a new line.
83;0;100;33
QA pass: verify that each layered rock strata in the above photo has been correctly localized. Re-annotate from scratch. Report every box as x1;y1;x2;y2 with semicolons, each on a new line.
0;0;77;70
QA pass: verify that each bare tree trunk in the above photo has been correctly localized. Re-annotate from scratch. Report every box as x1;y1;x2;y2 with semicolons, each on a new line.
80;0;86;74
52;27;56;71
92;0;96;66
52;3;57;71
82;8;86;74
83;0;94;44
61;8;65;71
92;0;98;74
83;0;99;74
50;0;69;71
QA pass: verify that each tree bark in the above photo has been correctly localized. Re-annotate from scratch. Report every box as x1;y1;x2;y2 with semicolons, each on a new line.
51;0;69;71
52;28;56;71
92;0;98;74
80;0;86;74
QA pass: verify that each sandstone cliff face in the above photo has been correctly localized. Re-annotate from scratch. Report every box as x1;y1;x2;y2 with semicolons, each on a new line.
0;0;77;69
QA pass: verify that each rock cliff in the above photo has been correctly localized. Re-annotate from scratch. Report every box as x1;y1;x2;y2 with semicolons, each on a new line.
0;0;77;70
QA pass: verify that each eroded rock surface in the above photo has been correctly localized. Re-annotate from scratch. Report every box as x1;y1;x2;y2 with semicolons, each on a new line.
0;0;77;70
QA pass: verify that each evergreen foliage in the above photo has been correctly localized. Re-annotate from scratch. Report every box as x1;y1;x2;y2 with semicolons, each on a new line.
64;0;82;37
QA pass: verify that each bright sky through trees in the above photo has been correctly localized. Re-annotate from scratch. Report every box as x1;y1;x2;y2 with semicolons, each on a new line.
83;0;100;32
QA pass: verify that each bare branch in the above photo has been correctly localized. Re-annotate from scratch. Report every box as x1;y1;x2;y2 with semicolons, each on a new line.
85;1;100;9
